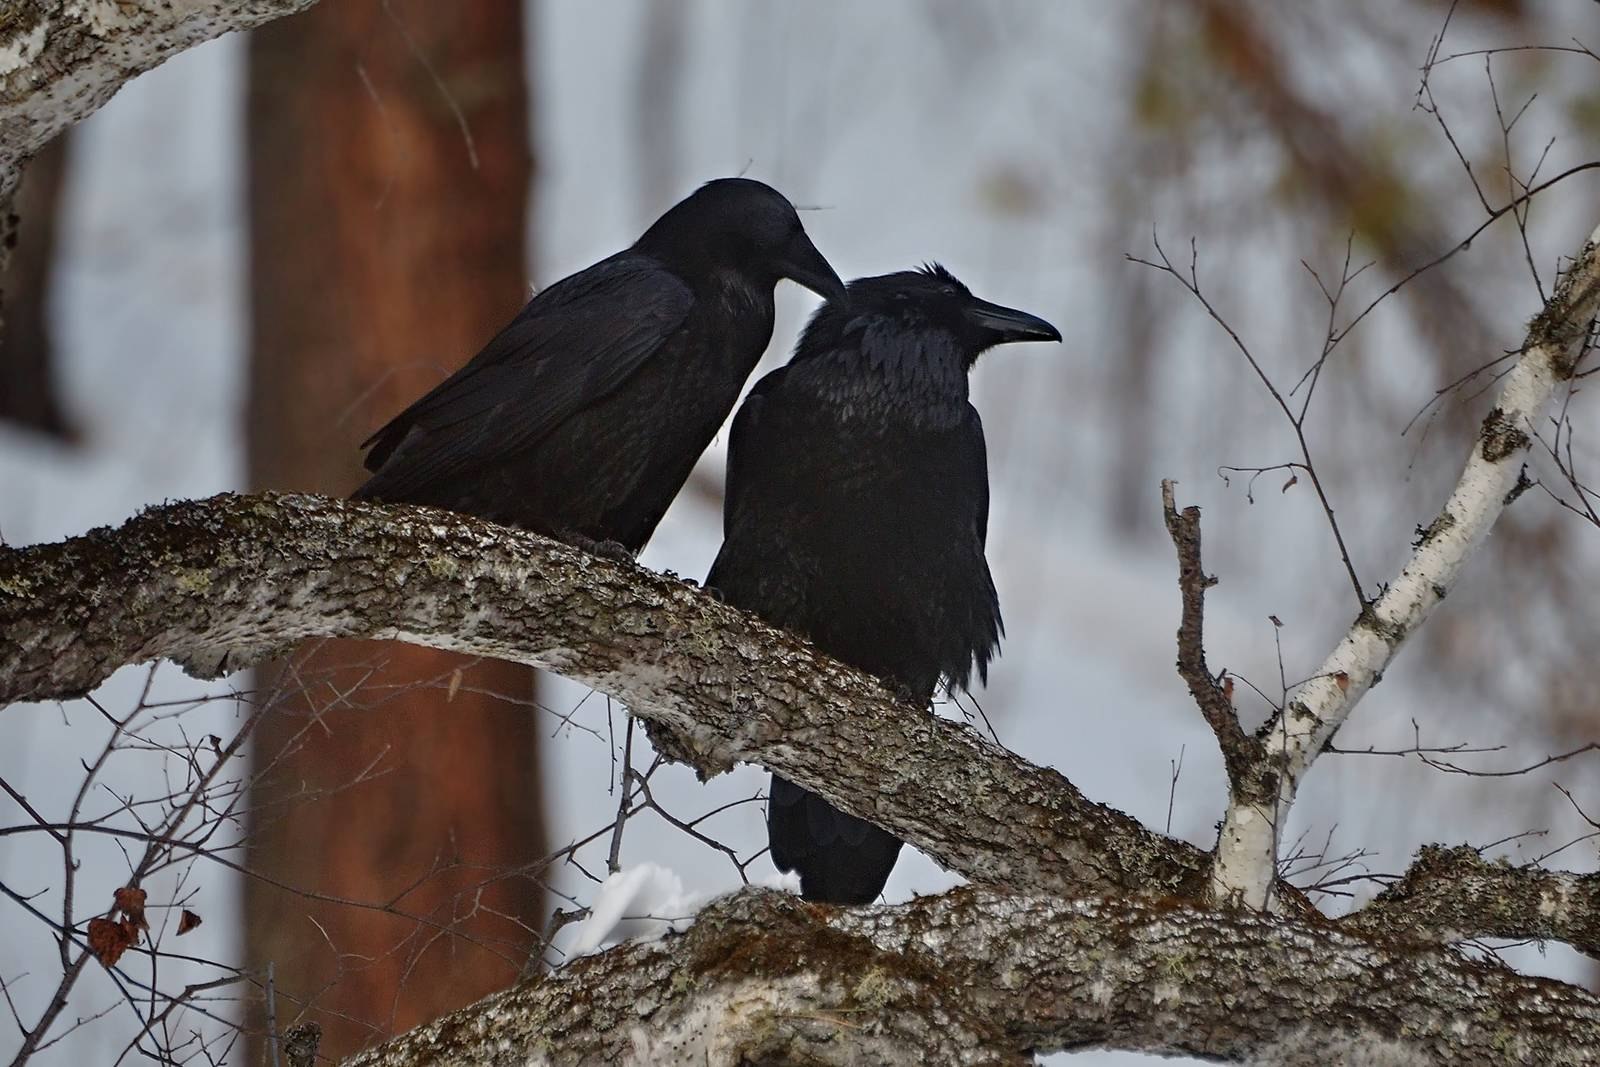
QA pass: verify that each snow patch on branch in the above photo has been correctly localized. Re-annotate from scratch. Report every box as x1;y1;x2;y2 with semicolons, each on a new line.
568;864;800;956
1246;1029;1432;1067
569;864;704;955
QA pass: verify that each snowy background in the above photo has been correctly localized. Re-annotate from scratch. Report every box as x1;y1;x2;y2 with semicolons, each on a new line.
3;2;1599;1063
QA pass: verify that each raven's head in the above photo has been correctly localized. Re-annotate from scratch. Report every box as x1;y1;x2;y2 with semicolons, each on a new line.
805;264;1061;372
635;177;846;302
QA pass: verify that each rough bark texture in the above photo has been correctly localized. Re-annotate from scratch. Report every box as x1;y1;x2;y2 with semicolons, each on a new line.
0;0;322;275
339;885;1600;1066
244;0;541;1056
9;499;1600;1058
0;492;1207;903
1348;844;1600;952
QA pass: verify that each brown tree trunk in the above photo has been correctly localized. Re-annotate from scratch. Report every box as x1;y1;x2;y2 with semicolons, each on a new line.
0;132;74;441
244;1;542;1058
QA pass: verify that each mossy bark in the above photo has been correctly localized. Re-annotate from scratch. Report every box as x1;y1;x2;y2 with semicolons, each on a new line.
342;885;1600;1066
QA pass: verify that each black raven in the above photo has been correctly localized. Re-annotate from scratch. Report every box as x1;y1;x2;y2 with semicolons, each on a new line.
706;264;1061;904
354;177;845;554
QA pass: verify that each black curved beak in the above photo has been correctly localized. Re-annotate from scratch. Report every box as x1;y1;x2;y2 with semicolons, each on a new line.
777;231;847;303
964;297;1062;345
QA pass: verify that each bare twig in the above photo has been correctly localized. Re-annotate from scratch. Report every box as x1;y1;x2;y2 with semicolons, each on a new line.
1160;481;1262;786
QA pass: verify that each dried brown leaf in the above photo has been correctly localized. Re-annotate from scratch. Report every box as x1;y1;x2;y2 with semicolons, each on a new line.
87;916;135;968
114;885;149;931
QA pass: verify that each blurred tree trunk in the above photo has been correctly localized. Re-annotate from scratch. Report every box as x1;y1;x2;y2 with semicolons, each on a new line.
0;133;74;441
244;1;541;1059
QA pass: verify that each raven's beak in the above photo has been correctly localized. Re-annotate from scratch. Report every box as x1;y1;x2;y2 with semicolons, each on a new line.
777;231;847;303
964;298;1062;345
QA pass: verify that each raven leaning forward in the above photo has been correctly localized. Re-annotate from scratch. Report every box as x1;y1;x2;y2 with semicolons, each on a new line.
706;265;1061;904
354;177;845;555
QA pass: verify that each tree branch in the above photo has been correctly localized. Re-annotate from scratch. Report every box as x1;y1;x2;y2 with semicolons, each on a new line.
0;491;1208;902
341;884;1600;1066
11;493;1600;1060
1348;844;1600;956
1207;220;1600;910
1160;479;1263;787
0;0;322;269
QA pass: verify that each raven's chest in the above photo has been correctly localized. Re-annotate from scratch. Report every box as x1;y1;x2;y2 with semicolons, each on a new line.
699;274;776;364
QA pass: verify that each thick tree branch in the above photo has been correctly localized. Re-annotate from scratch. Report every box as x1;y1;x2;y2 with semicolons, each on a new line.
1348;845;1600;956
0;1;320;171
0;0;321;272
1208;220;1600;910
11;496;1600;1061
0;492;1208;902
341;884;1600;1066
13;493;1600;963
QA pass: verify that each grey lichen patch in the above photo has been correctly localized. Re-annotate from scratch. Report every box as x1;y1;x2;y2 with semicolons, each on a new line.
1528;243;1600;377
0;3;44;38
1355;603;1406;649
1412;510;1455;549
173;569;213;594
424;554;460;580
0;4;48;78
851;967;896;1011
0;571;34;598
1478;408;1531;464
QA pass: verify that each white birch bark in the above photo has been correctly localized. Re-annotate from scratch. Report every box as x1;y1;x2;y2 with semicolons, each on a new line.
1208;222;1600;909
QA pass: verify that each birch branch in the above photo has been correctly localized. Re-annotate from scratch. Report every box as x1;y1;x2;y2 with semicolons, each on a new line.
1208;220;1600;910
341;884;1600;1067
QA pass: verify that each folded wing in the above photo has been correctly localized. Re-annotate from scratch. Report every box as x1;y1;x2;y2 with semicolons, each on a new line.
357;253;694;499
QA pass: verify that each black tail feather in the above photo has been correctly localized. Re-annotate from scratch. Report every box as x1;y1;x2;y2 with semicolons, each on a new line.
767;774;902;905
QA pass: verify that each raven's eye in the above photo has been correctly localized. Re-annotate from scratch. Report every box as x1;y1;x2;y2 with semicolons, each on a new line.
940;286;957;298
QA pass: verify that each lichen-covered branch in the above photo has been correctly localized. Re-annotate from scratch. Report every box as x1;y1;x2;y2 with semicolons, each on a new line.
1347;844;1600;956
0;491;1207;901
341;884;1600;1067
12;497;1600;1060
0;0;322;266
1208;220;1600;910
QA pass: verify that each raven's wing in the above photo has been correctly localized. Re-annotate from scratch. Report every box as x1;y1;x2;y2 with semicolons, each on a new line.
358;253;693;495
952;401;1002;687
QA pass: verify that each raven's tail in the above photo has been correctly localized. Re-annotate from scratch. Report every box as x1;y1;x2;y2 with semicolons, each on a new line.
767;774;902;905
